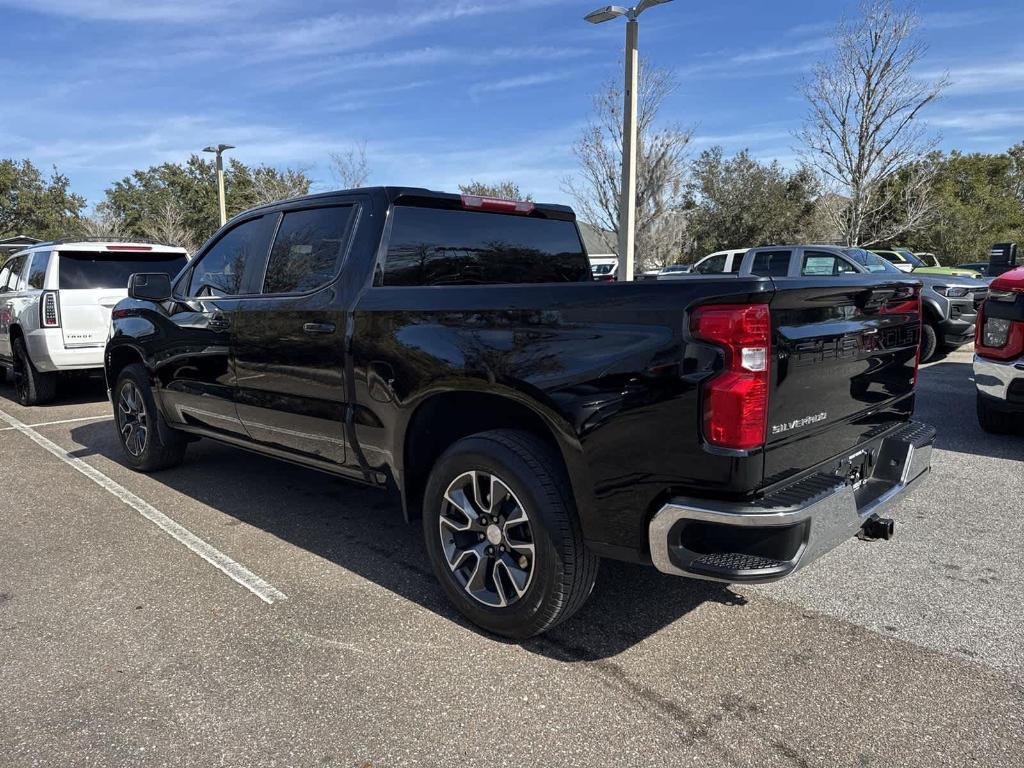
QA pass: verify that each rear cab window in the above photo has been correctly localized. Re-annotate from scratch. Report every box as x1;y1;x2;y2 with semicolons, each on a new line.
381;206;591;286
58;250;188;290
749;250;791;277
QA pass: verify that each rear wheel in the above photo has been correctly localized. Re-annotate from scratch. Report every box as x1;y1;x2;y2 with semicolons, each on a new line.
976;393;1014;435
422;429;598;639
919;322;938;363
114;364;187;471
12;336;57;406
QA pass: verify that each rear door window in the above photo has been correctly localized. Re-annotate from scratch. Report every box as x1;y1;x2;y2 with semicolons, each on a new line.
187;216;274;296
801;251;857;276
382;206;590;286
263;205;355;294
59;251;188;290
3;256;26;291
750;250;792;277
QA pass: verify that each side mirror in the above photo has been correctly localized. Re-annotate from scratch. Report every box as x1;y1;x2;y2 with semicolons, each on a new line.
128;273;172;302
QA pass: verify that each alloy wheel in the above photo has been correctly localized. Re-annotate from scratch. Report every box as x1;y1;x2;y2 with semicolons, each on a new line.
439;470;535;608
117;381;149;457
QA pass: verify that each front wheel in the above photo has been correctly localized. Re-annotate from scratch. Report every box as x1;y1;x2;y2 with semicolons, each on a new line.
422;430;598;639
976;393;1014;435
919;322;939;363
113;364;187;471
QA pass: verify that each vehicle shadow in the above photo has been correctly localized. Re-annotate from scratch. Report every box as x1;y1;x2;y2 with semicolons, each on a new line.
916;359;1024;460
69;419;741;659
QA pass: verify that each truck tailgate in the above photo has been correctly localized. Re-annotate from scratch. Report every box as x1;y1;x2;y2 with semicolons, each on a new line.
763;276;921;487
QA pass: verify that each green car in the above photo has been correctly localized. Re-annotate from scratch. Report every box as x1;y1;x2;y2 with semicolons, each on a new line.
870;248;983;278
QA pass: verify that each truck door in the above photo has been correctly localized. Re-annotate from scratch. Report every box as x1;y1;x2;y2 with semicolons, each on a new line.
157;213;276;438
231;203;358;466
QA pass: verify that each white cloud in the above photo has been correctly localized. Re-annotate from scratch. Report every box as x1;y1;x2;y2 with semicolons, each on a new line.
923;61;1024;95
470;72;572;94
928;109;1024;133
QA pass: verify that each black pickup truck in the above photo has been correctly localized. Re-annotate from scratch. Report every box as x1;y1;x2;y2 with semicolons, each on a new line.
106;188;934;638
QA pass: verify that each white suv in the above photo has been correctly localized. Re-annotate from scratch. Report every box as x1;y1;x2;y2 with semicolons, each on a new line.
0;240;188;405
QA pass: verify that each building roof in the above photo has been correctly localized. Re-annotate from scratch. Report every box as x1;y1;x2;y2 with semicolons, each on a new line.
578;221;616;257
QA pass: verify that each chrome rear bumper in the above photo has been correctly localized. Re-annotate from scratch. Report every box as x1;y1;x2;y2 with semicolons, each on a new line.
649;421;935;583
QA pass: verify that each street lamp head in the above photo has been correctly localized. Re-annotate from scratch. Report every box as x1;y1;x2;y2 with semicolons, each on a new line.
584;5;628;23
202;144;235;154
635;0;673;15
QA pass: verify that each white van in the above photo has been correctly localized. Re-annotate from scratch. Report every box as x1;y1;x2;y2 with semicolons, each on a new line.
0;240;188;404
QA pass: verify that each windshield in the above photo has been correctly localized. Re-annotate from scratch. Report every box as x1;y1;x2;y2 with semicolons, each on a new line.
592;263;615;275
844;248;903;274
897;249;925;267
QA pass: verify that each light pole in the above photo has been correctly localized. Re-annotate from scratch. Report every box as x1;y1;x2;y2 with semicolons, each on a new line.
202;143;235;226
585;0;672;282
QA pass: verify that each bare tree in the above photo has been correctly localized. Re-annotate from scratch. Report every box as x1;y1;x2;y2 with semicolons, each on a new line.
142;198;198;253
458;180;532;201
78;207;128;241
797;0;948;247
251;166;311;206
563;63;692;270
330;142;370;189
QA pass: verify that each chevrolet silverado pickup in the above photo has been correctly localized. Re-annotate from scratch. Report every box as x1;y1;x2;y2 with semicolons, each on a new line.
105;188;934;638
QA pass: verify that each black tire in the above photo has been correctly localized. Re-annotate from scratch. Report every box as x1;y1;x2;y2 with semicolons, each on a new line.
919;322;938;363
113;364;187;472
12;336;57;406
422;429;598;639
977;393;1013;435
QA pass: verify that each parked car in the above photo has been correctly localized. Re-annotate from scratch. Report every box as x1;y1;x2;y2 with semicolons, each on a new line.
658;263;691;276
871;248;982;278
589;256;617;282
105;188;933;638
959;262;993;277
974;266;1024;433
0;240;188;405
691;244;986;362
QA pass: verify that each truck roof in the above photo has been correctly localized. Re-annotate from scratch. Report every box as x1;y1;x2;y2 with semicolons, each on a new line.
241;186;577;222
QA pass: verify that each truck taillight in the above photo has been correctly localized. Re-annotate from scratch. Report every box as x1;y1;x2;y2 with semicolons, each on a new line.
690;303;770;450
41;291;60;328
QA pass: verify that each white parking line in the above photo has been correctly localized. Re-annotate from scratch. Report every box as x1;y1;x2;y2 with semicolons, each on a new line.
0;414;113;432
0;407;287;605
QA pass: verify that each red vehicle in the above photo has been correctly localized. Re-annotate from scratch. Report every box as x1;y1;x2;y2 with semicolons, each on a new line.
974;267;1024;433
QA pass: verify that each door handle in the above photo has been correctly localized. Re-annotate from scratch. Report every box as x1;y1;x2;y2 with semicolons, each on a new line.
207;315;231;331
303;322;336;336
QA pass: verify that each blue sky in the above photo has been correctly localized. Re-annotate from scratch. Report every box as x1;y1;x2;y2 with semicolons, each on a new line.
2;0;1023;210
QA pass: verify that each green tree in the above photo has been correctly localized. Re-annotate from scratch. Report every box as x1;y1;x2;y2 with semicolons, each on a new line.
100;155;312;250
901;151;1024;262
458;180;533;201
685;147;819;256
0;158;86;239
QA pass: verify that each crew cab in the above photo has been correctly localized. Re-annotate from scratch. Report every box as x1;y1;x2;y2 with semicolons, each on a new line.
701;245;987;362
0;240;188;405
974;267;1024;433
105;188;934;638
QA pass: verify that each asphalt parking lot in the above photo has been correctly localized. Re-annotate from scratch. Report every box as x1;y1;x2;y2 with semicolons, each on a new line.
1;347;1022;768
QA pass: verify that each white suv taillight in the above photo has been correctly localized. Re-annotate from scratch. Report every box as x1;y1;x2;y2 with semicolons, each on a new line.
41;290;60;328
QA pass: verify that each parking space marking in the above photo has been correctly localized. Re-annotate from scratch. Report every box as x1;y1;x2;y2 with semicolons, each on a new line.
0;414;112;432
0;407;288;605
